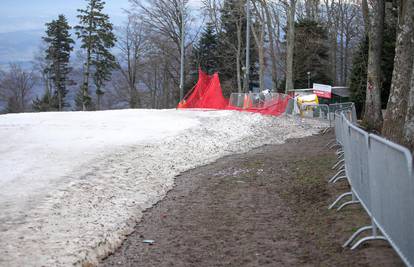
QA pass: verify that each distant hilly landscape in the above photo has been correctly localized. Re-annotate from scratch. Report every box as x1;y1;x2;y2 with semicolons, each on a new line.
0;29;43;69
0;0;130;70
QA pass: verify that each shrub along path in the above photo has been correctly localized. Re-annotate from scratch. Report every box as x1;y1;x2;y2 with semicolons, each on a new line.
100;132;402;267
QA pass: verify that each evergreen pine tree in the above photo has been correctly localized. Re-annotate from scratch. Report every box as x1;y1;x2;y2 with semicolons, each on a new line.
293;19;331;89
75;0;116;111
188;22;219;95
33;87;54;112
94;52;116;110
349;36;369;116
193;22;219;74
34;15;74;111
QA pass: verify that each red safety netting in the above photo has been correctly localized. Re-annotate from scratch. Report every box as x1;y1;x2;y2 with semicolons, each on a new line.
178;70;228;109
226;97;290;116
178;69;290;116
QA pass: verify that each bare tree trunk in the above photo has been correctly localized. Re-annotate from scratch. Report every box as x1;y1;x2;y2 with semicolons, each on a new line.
344;35;349;85
251;7;265;92
274;8;283;93
252;28;265;91
236;22;242;93
152;68;157;108
363;0;384;130
339;27;344;85
263;1;278;90
81;3;95;112
258;25;265;91
55;61;62;111
97;92;101;110
82;50;91;111
331;31;337;84
163;69;168;108
338;0;344;85
324;0;337;85
285;0;296;93
383;0;414;142
403;57;414;151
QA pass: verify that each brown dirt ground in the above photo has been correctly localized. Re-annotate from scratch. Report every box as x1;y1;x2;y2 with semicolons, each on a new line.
100;131;403;267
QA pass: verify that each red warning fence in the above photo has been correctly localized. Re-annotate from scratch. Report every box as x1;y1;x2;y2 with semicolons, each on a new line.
177;69;291;116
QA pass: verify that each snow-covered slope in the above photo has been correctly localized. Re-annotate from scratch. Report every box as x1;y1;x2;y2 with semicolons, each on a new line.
0;110;198;221
0;109;326;266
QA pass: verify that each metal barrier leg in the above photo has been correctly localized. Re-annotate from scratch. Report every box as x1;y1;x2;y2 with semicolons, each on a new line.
336;149;343;155
332;159;345;170
332;158;344;169
322;128;331;135
336;192;359;211
328;191;352;210
329;169;345;183
337;200;360;211
332;175;347;184
343;225;373;248
330;143;340;149
325;139;336;148
345;220;387;250
350;235;387;250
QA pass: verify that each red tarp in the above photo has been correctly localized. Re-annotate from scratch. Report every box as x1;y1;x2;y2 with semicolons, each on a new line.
178;69;290;116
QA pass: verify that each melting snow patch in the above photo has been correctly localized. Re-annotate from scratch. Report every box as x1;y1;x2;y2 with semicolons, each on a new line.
0;109;327;266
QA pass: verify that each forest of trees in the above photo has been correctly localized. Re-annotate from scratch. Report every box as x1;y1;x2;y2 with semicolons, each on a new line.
0;0;414;150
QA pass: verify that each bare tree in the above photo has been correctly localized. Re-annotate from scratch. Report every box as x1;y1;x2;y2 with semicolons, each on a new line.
323;0;338;84
32;43;55;110
341;1;361;84
251;0;267;91
130;0;197;106
0;64;36;113
262;0;279;90
202;0;223;34
116;15;148;108
304;0;320;21
284;0;297;92
362;0;384;130
269;2;286;92
203;0;245;93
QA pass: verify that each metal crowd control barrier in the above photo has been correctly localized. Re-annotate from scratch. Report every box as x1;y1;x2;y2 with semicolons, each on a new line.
285;102;343;127
328;102;357;123
300;104;330;123
328;108;414;267
285;98;295;115
367;135;414;266
229;92;288;109
284;101;357;127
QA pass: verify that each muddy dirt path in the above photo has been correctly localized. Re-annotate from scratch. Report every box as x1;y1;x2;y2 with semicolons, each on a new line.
100;132;402;267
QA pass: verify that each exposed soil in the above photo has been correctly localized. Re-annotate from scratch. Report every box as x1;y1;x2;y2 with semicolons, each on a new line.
100;131;403;267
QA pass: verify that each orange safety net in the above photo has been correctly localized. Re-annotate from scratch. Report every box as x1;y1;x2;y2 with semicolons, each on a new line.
178;69;290;116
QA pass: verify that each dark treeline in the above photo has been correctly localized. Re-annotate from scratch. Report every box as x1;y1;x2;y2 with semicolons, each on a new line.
1;0;414;150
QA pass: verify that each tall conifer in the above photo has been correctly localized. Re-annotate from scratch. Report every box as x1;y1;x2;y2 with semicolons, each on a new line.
75;0;116;111
34;15;74;111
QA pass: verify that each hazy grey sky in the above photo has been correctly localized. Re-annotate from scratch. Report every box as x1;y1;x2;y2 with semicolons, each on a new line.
0;0;204;33
0;0;130;33
0;0;203;65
